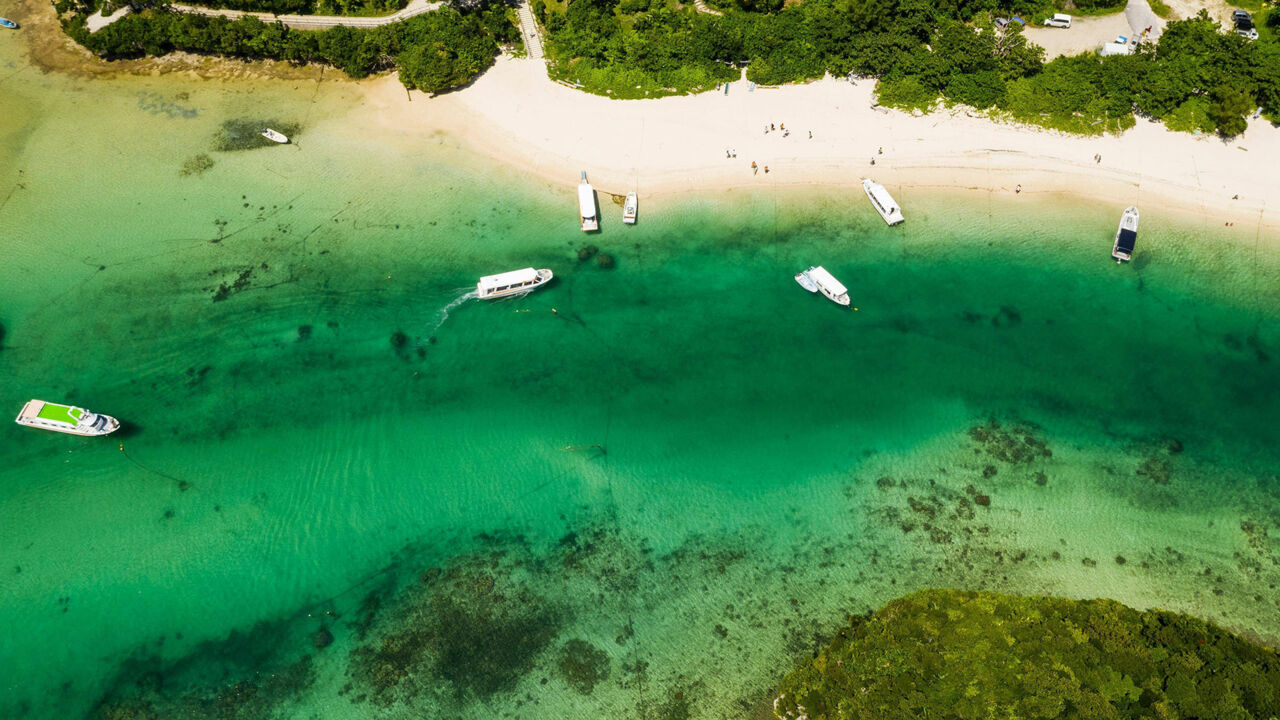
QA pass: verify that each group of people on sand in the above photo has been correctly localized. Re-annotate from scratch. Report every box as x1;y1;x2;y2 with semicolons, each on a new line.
763;123;814;140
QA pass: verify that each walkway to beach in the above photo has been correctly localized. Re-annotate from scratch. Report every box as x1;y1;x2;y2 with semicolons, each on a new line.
90;0;444;32
515;0;544;60
692;0;723;15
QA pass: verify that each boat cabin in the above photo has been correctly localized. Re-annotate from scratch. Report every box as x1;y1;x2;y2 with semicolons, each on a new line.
1113;228;1136;262
477;267;554;299
578;174;598;232
863;180;905;226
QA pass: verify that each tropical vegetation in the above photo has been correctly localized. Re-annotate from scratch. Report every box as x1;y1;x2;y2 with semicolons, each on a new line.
61;1;515;93
776;589;1280;720
59;0;1280;134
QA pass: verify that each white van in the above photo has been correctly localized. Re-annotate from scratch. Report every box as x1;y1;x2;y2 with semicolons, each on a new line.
1043;13;1071;28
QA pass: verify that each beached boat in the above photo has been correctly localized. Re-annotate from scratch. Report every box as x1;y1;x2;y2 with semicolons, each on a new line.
261;128;289;144
623;192;638;225
477;267;554;300
795;266;850;306
1;17;19;29
579;172;598;231
862;178;904;226
15;400;119;436
1112;206;1139;263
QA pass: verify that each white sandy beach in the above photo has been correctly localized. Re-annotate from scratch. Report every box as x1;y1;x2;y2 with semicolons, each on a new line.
365;56;1279;234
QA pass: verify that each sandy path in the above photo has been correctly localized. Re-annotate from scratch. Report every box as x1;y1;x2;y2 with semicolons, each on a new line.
164;0;442;30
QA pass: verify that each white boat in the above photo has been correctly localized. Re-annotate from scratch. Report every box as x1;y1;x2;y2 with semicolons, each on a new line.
623;192;638;225
796;266;849;306
261;128;289;144
477;267;553;300
862;178;904;226
15;400;119;436
794;268;819;292
1112;206;1139;263
578;172;598;232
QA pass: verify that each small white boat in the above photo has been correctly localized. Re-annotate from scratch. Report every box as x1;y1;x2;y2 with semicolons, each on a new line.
0;17;19;29
794;269;819;292
862;178;904;226
1112;206;1139;263
796;266;850;306
261;128;289;144
15;400;119;436
578;172;598;232
477;267;553;300
623;192;638;225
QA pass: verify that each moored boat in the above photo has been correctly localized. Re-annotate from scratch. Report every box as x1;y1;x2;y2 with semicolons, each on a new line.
261;128;289;144
1112;206;1138;263
477;267;554;300
623;192;638;225
862;178;904;226
797;266;850;306
15;400;119;436
0;17;18;29
579;172;598;231
794;268;819;293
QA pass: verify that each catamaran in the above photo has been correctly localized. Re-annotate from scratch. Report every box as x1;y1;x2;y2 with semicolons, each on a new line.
623;192;638;225
477;268;554;300
261;128;289;144
1112;206;1139;263
15;400;119;436
579;172;598;231
862;178;904;226
794;266;850;306
0;17;19;29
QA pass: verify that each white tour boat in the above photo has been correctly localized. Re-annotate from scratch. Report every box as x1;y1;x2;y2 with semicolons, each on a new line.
15;400;119;436
579;172;599;232
477;267;554;300
1112;206;1139;263
623;192;638;225
863;178;904;226
795;266;850;306
261;128;289;144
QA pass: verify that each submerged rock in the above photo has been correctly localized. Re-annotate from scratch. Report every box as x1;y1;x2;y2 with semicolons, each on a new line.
555;638;611;694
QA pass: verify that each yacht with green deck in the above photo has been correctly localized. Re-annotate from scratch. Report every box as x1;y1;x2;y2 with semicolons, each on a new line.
15;400;120;436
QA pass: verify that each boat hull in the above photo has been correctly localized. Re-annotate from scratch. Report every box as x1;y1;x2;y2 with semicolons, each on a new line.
794;271;819;292
261;129;289;144
477;268;554;300
623;192;638;225
1112;206;1139;263
0;18;18;29
862;178;904;226
14;400;119;436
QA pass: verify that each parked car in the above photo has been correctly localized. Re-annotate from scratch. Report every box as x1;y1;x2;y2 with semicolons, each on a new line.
995;17;1010;30
1233;10;1259;40
1043;13;1072;28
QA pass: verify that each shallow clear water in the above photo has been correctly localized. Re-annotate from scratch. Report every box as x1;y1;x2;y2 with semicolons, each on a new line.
2;40;1280;720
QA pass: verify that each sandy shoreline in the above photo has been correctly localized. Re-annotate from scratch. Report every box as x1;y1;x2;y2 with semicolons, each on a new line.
366;56;1280;236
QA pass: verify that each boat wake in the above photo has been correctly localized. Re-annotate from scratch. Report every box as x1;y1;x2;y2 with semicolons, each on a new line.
428;288;478;337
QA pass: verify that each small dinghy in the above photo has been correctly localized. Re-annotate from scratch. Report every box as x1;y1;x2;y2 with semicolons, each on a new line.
794;268;819;292
0;17;19;29
261;128;289;144
1112;205;1139;263
623;192;638;225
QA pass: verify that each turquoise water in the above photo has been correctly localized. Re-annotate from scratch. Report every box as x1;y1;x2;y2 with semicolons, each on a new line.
3;40;1280;720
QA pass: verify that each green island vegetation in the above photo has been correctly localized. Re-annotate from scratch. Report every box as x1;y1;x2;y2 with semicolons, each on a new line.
538;0;1280;134
776;589;1280;720
60;0;1280;133
144;0;410;18
60;0;517;93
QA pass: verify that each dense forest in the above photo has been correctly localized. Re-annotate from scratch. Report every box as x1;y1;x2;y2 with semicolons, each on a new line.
61;0;1280;134
777;589;1280;720
62;2;515;93
539;0;1280;134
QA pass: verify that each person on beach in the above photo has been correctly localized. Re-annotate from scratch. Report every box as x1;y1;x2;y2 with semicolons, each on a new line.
764;166;770;173
808;131;812;139
870;158;875;165
780;123;785;131
771;123;775;131
878;147;883;154
752;161;758;174
1015;184;1022;194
